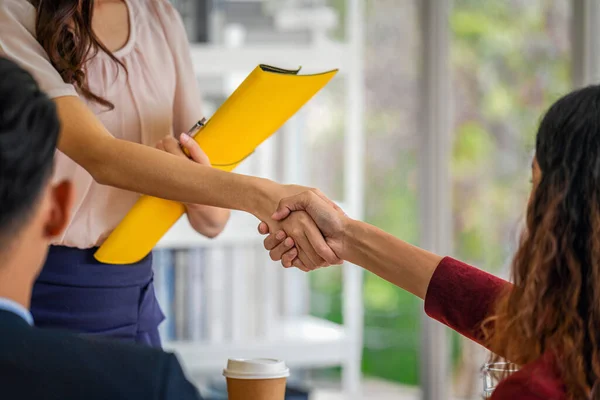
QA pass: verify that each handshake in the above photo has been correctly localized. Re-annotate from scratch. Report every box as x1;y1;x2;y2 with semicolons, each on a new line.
165;132;352;272
255;187;349;272
155;133;349;270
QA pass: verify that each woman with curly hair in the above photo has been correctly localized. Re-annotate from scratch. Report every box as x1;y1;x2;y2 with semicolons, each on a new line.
260;85;600;399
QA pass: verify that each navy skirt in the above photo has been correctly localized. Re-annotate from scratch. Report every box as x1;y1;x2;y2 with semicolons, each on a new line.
31;246;165;348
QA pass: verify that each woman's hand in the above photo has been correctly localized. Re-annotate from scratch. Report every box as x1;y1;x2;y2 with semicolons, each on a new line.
155;133;211;165
155;133;340;268
155;133;230;238
271;210;342;271
261;189;442;299
258;189;347;270
238;180;340;271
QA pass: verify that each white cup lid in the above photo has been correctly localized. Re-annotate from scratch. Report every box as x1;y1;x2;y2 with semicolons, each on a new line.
223;358;290;380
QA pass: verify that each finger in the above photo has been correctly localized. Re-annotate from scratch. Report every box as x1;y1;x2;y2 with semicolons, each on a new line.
257;222;270;235
281;248;298;268
292;257;310;272
263;230;287;251
299;215;341;265
156;140;165;151
293;240;315;270
268;237;296;262
272;192;312;220
163;136;186;157
294;236;323;270
180;133;211;164
301;231;326;268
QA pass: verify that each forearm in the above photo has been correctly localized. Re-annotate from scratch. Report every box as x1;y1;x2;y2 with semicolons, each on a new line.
55;97;276;217
344;220;510;348
92;138;271;214
343;219;443;299
185;205;231;238
95;139;265;211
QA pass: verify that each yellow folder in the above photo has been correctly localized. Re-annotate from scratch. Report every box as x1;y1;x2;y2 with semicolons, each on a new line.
94;64;338;264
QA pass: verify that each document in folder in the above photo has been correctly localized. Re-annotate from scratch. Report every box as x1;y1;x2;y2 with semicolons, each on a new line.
94;64;338;264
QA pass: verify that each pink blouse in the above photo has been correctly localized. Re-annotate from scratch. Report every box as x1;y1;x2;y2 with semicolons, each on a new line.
0;0;203;248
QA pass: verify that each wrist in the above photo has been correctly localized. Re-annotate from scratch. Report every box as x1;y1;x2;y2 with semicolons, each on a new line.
242;176;282;220
341;217;364;263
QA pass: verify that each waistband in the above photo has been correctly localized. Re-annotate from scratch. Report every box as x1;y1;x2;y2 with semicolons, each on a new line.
36;246;154;288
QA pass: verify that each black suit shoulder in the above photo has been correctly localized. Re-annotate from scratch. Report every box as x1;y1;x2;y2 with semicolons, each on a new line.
0;311;201;400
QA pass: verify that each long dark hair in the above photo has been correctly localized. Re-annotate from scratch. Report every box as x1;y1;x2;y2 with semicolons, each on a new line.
483;85;600;399
31;0;126;109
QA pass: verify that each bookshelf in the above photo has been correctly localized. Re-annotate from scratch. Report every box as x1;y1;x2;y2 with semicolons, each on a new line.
158;0;364;396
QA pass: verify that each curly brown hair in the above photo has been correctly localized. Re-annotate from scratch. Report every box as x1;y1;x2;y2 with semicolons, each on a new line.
483;85;600;399
30;0;126;109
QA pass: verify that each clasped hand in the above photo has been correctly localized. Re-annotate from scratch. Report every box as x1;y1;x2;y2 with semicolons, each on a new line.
155;132;345;269
258;189;348;271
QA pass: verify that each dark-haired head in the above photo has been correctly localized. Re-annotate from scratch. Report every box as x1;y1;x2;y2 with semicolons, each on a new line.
484;85;600;399
0;57;72;289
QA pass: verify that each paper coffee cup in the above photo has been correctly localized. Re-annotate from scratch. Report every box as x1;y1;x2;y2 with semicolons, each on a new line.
223;358;289;400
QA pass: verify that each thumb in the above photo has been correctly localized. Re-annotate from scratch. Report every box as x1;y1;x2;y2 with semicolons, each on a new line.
271;193;311;221
180;133;210;164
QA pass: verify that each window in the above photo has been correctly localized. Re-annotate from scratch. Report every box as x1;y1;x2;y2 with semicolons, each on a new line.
449;0;571;395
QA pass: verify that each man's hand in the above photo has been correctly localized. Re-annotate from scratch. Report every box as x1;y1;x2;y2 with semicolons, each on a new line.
258;189;348;269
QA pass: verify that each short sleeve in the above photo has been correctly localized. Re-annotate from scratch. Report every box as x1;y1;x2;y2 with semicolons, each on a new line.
0;0;77;99
152;0;203;137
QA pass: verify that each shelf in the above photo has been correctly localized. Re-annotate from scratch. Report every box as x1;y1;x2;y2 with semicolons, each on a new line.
164;316;350;372
189;43;348;75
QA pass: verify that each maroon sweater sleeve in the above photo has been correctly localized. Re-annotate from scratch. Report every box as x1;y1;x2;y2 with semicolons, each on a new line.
492;380;549;400
424;257;511;345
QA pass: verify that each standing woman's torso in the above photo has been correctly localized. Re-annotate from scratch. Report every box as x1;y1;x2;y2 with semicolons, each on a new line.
0;0;203;249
